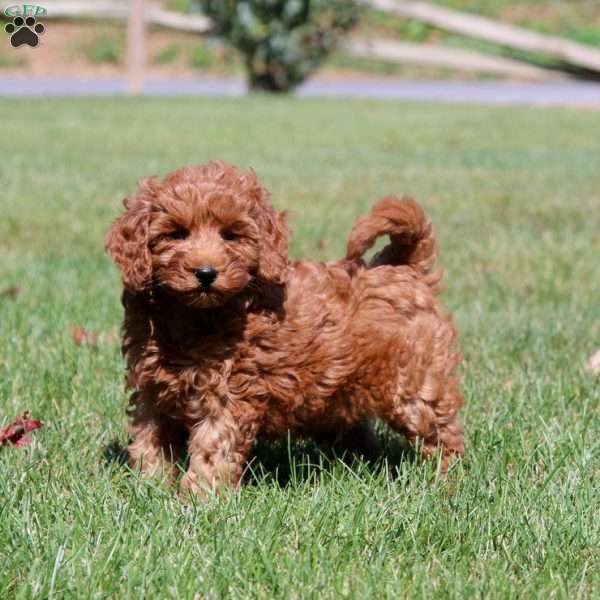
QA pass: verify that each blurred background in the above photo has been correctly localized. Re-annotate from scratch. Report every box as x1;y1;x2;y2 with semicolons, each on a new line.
2;0;600;99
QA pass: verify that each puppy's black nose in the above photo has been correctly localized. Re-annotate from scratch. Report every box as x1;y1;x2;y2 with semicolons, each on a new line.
194;266;218;287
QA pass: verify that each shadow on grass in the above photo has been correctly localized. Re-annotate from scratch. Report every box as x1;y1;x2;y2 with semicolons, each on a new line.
103;440;130;467
102;431;416;489
244;434;415;488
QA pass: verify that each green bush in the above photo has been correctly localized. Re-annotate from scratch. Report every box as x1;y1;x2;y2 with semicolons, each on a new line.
71;30;123;65
189;42;214;68
153;42;180;65
198;0;362;92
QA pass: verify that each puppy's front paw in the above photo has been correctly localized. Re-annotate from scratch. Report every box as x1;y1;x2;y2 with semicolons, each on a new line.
128;445;177;483
180;470;212;500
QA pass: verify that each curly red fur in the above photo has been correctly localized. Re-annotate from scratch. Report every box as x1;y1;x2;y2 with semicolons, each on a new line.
106;161;465;496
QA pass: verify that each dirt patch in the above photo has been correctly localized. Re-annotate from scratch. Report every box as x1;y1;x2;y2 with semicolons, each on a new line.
0;20;468;81
0;21;236;77
501;3;600;34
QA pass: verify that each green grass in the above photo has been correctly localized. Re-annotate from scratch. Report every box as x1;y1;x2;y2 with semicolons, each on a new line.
1;98;599;599
69;29;124;65
153;42;181;66
0;47;27;69
188;41;214;69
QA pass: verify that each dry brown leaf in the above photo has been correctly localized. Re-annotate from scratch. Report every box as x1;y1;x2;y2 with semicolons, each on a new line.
0;412;43;448
0;286;20;298
70;326;99;346
586;349;600;375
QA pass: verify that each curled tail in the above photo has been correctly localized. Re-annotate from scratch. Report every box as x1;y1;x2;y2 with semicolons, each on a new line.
346;196;438;279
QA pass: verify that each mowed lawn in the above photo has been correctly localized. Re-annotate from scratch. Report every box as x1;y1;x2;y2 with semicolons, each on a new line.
1;98;599;599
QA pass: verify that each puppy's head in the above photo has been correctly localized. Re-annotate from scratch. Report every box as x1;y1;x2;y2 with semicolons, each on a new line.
106;161;289;308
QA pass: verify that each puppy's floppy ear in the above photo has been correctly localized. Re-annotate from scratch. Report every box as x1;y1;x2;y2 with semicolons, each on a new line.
254;203;289;285
105;177;157;292
238;168;289;285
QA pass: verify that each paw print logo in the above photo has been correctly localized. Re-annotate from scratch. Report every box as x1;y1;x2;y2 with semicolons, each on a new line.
4;16;45;48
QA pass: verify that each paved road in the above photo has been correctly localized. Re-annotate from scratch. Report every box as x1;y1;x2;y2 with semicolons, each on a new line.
1;76;599;106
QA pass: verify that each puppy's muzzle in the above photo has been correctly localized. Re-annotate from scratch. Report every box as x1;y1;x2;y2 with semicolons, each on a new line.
194;266;218;288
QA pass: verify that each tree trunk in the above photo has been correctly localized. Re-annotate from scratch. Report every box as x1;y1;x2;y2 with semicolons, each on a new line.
248;72;290;93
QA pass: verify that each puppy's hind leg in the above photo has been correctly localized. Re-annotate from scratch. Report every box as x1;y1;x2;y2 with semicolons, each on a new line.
386;382;464;472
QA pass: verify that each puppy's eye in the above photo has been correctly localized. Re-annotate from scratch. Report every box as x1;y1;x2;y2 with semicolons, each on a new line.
221;229;238;241
169;228;189;240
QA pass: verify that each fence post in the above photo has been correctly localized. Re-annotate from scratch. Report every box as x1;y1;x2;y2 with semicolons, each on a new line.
127;0;146;95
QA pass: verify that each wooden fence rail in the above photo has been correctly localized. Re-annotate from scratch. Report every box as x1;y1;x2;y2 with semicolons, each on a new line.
345;39;568;81
3;0;597;92
0;1;211;33
371;0;600;74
